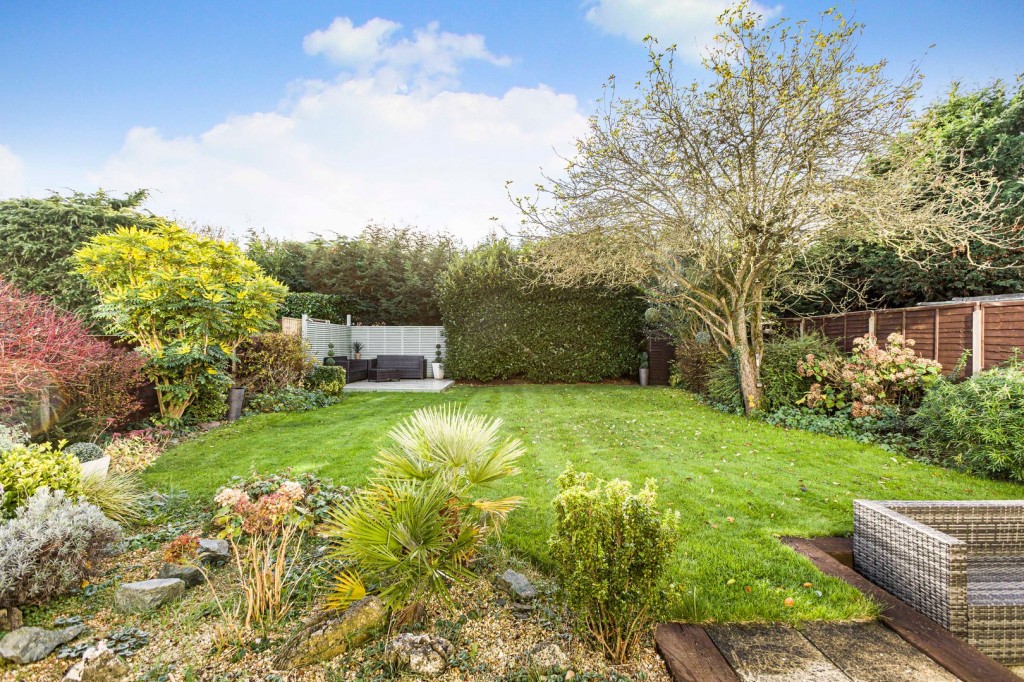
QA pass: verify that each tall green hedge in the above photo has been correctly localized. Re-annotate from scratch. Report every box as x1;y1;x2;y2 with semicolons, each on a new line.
437;241;645;382
279;292;354;323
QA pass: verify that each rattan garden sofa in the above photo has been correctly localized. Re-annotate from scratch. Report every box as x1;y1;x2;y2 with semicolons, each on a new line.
854;499;1024;664
372;355;426;379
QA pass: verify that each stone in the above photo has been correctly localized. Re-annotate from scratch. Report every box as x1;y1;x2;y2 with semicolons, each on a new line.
197;538;230;565
528;641;569;672
0;625;86;664
388;633;453;678
272;596;386;670
113;579;185;614
157;563;205;588
63;640;128;682
497;569;537;601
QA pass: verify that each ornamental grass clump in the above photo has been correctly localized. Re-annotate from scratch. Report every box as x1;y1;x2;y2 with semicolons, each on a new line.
213;480;311;629
323;404;524;619
549;466;680;664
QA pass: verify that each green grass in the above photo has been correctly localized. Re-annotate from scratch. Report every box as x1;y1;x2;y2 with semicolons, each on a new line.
144;385;1024;623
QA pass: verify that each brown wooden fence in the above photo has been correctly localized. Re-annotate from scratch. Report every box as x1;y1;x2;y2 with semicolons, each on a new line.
780;300;1024;377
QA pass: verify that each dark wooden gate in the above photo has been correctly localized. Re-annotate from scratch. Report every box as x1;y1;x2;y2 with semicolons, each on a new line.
645;337;675;386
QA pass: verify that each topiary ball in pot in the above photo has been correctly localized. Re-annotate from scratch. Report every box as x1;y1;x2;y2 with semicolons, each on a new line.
66;442;104;463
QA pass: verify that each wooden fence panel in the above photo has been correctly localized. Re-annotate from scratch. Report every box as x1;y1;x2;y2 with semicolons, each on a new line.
875;311;904;341
983;302;1024;367
905;308;936;360
936;306;974;375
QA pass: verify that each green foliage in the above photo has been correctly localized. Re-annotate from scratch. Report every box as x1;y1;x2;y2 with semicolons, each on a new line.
704;334;841;414
912;360;1024;482
81;472;145;526
305;365;347;398
244;387;338;414
323;404;524;611
245;231;318;293
549;466;680;663
235;332;315;394
280;292;351;323
672;338;725;394
437;240;645;382
786;77;1024;315
184;374;229;423
0;423;28;454
0;442;82;516
66;442;104;463
225;470;352;525
764;406;911;451
0;190;162;325
0;488;121;609
74;223;288;419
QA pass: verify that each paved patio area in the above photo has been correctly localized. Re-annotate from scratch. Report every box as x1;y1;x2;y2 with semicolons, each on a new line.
343;378;455;393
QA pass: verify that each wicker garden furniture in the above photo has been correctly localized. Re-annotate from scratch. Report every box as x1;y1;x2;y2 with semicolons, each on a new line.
853;499;1024;664
368;367;401;382
372;355;426;379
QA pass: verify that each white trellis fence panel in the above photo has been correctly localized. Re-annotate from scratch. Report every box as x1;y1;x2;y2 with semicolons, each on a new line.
300;318;446;377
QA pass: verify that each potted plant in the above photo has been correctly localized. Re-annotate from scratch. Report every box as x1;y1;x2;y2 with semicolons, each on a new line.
352;340;363;360
639;352;650;387
325;342;336;366
432;344;444;380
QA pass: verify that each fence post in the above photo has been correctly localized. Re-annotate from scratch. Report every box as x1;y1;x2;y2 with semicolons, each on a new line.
301;314;308;343
972;304;984;375
868;311;876;338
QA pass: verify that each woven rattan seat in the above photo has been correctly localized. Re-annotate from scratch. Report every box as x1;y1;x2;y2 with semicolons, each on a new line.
854;499;1024;664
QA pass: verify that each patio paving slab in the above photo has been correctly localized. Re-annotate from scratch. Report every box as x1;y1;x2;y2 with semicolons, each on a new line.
343;378;454;393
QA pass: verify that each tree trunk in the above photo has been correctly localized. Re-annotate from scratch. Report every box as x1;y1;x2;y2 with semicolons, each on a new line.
736;345;763;415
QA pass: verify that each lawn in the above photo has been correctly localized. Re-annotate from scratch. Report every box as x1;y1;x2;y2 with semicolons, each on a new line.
145;385;1024;623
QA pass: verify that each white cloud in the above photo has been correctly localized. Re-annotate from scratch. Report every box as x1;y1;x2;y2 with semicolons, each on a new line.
303;17;511;91
585;0;782;62
89;19;585;243
0;145;25;198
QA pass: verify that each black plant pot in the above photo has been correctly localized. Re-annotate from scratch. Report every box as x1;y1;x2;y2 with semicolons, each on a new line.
227;387;245;422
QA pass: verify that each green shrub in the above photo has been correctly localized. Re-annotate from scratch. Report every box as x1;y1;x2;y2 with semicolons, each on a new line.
0;423;29;454
911;361;1024;482
235;332;316;395
549;466;680;664
0;442;81;516
437;240;645;383
305;365;347;398
764;406;911;452
66;442;104;463
705;334;840;413
279;292;352;323
185;374;229;423
323;405;524;613
672;338;724;395
0;488;121;611
244;387;338;414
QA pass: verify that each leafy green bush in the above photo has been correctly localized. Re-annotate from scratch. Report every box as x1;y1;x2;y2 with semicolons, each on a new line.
305;365;347;398
764;406;911;451
704;334;839;413
244;387;338;414
549;466;680;664
235;332;315;394
0;423;29;454
0;488;121;611
672;337;724;394
66;442;104;463
437;240;645;383
323;405;524;613
911;361;1024;481
185;374;229;423
0;442;81;516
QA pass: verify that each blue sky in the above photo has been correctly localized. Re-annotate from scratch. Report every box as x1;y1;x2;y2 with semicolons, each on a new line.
1;1;1021;242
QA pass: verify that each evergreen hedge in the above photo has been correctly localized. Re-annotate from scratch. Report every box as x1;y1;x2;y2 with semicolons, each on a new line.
437;241;644;383
279;292;353;323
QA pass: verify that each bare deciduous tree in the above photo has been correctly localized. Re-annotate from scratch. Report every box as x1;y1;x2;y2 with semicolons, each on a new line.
513;2;1016;413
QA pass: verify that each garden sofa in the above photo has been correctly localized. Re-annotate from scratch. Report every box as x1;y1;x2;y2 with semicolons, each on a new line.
854;499;1024;664
372;355;426;379
324;356;369;382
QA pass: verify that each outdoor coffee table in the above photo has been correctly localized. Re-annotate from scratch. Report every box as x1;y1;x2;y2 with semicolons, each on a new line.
368;368;400;382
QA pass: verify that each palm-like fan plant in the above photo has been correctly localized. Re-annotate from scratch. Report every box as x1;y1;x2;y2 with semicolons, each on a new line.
323;404;524;614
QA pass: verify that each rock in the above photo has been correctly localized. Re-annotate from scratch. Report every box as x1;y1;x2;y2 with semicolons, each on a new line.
388;633;453;678
113;579;185;614
528;641;569;672
272;596;386;670
63;640;128;682
157;563;204;588
497;569;537;601
0;625;86;664
197;539;230;565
